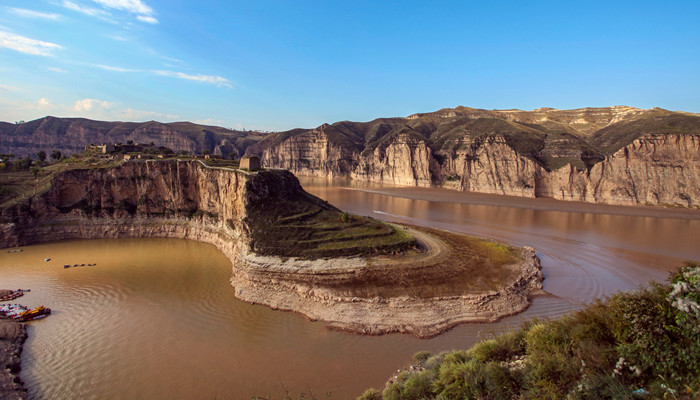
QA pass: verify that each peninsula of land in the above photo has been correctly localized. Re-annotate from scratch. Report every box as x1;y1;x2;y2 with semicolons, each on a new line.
0;156;544;337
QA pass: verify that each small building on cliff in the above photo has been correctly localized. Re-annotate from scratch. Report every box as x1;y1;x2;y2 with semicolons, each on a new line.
240;156;261;171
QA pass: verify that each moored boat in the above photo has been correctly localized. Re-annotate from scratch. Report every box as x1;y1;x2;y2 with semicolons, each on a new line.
17;306;51;322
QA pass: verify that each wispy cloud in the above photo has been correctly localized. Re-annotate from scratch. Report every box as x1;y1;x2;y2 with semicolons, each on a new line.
92;0;158;24
7;7;62;20
0;31;63;56
95;63;141;72
62;0;111;18
48;67;68;73
136;15;157;24
84;63;231;89
153;70;233;88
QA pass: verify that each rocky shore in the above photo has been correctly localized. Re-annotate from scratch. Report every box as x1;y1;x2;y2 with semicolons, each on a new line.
0;299;27;400
232;228;544;337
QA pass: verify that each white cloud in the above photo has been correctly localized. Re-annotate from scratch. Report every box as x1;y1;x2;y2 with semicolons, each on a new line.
62;0;110;17
36;98;55;110
73;98;114;111
48;67;68;73
153;70;233;88
7;7;62;20
95;64;140;72
136;15;157;24
0;31;63;56
93;0;152;15
0;84;17;92
92;0;157;23
110;35;129;41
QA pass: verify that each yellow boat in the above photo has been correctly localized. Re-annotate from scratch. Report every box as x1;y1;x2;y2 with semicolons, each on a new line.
18;306;51;322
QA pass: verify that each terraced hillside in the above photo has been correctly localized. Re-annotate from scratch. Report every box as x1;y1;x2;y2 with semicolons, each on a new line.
246;195;416;258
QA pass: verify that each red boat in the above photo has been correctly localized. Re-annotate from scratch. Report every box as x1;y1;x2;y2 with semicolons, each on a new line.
17;306;51;322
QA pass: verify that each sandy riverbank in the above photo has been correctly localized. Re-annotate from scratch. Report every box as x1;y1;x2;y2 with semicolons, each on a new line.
0;296;27;400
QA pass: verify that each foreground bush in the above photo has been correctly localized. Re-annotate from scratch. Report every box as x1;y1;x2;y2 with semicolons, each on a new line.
360;262;700;399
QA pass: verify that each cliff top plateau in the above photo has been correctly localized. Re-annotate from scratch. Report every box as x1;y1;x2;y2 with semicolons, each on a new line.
252;106;700;172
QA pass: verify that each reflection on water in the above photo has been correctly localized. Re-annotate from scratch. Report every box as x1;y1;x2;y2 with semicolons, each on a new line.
0;179;698;399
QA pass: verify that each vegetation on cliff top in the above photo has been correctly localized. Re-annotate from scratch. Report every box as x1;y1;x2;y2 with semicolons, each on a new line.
246;193;417;258
359;263;700;400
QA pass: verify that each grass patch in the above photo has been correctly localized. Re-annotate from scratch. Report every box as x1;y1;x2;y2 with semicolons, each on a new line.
246;196;417;258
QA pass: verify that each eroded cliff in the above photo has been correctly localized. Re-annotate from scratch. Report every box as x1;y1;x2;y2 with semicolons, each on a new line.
258;106;700;207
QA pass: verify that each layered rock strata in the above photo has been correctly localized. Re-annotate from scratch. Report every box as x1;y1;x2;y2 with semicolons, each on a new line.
258;107;700;207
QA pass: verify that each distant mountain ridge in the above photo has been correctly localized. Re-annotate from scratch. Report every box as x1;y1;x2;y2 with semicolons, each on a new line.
0;116;266;158
2;106;700;206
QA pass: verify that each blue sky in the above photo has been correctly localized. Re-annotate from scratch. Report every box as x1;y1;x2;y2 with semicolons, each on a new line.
0;0;699;131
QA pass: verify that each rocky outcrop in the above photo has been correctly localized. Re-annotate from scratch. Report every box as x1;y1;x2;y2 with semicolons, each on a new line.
232;230;544;338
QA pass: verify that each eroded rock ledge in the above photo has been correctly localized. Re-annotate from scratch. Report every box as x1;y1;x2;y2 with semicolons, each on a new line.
0;160;543;339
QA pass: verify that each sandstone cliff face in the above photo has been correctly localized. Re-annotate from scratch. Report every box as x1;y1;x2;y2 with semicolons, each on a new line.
0;160;307;248
258;107;700;207
351;133;434;186
534;134;700;206
261;129;355;178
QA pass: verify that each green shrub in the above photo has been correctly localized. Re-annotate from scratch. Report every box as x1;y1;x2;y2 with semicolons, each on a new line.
357;388;382;400
412;351;432;364
468;329;526;363
363;264;700;399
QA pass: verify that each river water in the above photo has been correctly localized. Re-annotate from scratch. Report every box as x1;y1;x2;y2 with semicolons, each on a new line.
1;178;698;399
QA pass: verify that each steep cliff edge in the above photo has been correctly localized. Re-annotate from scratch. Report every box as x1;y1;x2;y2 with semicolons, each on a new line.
258;107;700;207
0;159;543;337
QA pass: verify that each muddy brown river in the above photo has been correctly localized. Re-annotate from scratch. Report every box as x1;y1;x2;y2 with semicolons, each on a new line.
1;178;698;399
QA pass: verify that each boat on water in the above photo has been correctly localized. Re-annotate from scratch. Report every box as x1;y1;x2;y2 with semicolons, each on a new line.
1;304;51;321
0;304;28;317
0;289;30;301
17;306;51;322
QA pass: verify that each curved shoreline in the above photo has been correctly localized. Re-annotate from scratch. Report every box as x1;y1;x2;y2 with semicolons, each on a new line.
232;226;543;338
1;217;544;338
